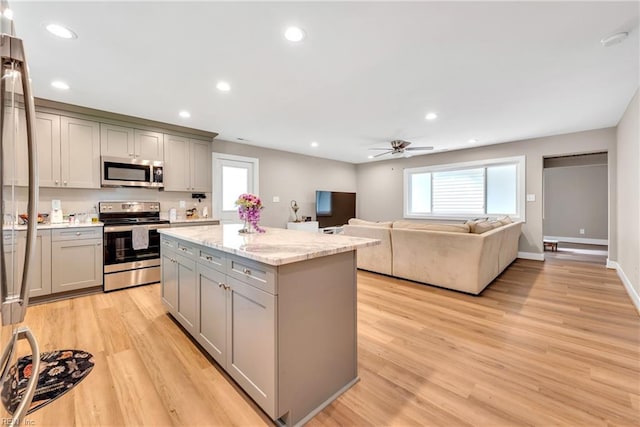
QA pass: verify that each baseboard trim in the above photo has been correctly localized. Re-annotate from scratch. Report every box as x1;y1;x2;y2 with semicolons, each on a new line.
543;235;608;245
518;251;544;261
609;261;640;315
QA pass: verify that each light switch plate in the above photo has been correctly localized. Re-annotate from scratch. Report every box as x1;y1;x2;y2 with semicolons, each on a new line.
273;196;280;203
179;200;186;208
526;194;536;202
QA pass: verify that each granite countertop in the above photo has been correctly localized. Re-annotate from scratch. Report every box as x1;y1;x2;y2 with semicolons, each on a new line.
4;222;104;231
159;223;380;266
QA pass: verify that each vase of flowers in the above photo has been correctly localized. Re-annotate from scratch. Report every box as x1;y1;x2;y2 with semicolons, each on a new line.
235;193;265;233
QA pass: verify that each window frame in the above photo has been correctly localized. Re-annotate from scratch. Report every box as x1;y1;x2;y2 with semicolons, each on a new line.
403;155;526;221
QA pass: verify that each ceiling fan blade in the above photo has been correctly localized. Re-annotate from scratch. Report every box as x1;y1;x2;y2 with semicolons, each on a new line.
405;146;434;151
368;148;393;150
398;140;412;149
373;151;392;158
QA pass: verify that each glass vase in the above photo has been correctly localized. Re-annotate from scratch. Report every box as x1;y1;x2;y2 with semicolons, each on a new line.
240;219;255;234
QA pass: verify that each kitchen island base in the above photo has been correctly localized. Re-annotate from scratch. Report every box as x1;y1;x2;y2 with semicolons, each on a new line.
159;225;378;426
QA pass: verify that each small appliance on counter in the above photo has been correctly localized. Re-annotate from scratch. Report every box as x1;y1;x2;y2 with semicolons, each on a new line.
50;199;64;224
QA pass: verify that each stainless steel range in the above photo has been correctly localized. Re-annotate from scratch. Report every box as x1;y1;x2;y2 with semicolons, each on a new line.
99;201;170;292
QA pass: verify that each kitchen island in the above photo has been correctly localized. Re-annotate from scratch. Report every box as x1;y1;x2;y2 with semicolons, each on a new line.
158;224;378;427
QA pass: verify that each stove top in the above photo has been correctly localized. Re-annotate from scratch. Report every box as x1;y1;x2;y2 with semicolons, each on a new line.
99;201;167;226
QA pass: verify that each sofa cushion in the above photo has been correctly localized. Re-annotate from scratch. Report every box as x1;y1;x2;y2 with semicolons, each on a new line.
472;221;495;234
348;218;393;228
392;220;470;233
497;216;513;225
466;219;487;233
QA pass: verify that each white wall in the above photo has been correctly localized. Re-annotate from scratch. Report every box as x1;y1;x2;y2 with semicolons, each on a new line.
356;127;617;256
615;89;639;308
211;140;357;228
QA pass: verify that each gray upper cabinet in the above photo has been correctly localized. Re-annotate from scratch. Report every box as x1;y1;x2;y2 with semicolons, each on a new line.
163;134;211;192
60;117;101;188
100;124;163;161
134;129;164;161
100;123;134;158
2;110;61;188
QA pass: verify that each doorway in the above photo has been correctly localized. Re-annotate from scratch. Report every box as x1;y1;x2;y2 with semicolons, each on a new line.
542;152;608;265
212;153;259;223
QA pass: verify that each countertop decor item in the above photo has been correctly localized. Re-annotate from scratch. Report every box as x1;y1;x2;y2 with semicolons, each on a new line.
290;200;300;222
235;193;264;233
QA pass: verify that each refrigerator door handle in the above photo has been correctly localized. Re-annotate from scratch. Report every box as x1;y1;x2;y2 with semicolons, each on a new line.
0;34;39;325
18;40;39;312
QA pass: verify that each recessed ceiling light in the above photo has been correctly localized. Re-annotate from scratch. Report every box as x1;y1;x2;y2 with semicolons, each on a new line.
284;26;306;42
310;141;318;148
425;112;438;121
179;110;191;118
601;32;629;47
216;81;231;92
3;8;14;20
46;23;77;39
51;80;69;90
367;155;374;159
468;138;478;143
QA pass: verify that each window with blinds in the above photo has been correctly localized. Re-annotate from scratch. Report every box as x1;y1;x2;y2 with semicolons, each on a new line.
403;156;525;219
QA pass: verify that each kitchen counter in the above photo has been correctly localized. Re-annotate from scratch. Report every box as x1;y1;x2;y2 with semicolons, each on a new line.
160;223;379;426
4;222;104;231
159;223;378;266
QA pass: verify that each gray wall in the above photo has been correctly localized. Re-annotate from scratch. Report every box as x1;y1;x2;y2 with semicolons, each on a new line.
543;164;608;240
616;89;639;299
211;140;357;228
356;127;617;255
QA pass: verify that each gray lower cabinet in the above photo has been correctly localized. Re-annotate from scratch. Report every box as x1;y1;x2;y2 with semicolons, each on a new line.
51;228;103;293
160;237;198;335
18;230;53;298
195;262;227;365
160;246;179;312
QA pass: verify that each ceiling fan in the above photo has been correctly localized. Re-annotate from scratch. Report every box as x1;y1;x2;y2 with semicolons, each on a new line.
369;140;434;158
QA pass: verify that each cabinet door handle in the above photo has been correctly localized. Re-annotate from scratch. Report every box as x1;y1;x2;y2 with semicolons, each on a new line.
75;232;81;236
63;181;67;185
205;255;213;261
129;153;134;157
179;247;188;252
55;180;59;185
218;282;224;288
242;268;251;276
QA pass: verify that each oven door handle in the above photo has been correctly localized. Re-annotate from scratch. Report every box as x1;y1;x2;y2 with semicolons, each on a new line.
104;224;171;233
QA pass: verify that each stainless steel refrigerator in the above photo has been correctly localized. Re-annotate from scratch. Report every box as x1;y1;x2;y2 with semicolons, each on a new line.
0;0;41;424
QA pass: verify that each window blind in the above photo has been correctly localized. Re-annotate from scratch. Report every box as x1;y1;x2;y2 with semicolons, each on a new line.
432;168;485;214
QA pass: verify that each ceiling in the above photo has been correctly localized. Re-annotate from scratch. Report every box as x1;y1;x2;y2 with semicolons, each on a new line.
9;1;639;164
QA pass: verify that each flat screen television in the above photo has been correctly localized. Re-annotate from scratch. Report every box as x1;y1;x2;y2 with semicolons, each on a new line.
315;191;356;228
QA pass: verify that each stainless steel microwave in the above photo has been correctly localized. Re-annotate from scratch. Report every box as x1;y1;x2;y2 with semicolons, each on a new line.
101;156;164;188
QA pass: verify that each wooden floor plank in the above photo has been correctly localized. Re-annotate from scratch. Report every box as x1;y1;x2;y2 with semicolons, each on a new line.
12;257;639;426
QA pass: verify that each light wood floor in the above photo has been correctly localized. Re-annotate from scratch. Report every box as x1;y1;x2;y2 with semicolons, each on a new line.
14;258;640;426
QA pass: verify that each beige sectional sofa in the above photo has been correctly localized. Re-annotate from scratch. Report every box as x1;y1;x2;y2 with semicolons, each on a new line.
343;218;523;295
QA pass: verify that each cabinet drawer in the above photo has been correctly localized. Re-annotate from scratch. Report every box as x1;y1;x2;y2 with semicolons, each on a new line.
226;255;276;294
176;241;196;258
197;246;225;272
52;227;103;241
161;236;177;250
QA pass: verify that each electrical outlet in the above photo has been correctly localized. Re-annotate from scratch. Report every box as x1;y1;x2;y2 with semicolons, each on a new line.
273;196;280;203
579;228;585;235
179;200;186;208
